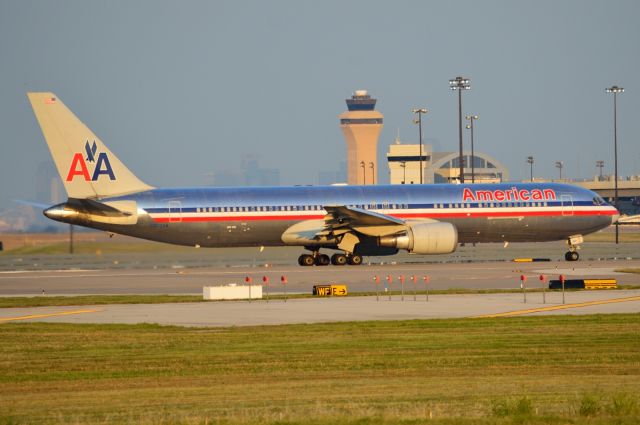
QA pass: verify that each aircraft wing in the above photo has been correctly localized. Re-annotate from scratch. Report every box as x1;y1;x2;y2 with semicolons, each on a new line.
283;205;454;255
320;205;407;237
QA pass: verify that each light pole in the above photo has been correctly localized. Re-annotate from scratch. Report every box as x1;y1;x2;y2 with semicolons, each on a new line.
555;161;563;180
412;108;428;184
527;156;534;182
360;161;366;185
606;85;623;244
450;76;470;183
465;115;478;183
369;161;375;185
400;161;406;184
596;160;604;180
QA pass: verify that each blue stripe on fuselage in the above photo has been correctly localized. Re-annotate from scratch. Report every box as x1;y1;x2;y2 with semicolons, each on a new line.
102;182;608;212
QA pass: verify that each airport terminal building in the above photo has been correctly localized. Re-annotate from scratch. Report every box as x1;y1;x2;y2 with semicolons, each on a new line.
386;142;509;184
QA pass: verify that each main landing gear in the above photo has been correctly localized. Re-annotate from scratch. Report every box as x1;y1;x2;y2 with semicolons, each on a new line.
297;251;363;266
564;235;583;262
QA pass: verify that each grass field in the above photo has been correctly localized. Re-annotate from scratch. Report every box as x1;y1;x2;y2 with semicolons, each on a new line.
1;314;639;424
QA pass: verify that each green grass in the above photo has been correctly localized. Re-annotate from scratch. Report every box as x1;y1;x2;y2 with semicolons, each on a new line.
0;314;639;424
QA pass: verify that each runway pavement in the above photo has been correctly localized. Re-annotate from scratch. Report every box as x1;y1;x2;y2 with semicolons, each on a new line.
1;290;639;327
1;240;638;327
0;258;638;296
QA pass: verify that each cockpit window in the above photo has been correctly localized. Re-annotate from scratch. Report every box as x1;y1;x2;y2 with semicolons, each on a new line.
592;196;606;206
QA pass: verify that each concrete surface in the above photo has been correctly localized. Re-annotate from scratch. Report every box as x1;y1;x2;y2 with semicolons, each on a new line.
1;290;639;327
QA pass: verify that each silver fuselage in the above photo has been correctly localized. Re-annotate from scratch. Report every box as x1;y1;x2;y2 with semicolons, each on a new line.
45;182;618;253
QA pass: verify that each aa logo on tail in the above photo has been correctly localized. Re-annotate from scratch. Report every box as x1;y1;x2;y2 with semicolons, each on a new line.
66;140;116;181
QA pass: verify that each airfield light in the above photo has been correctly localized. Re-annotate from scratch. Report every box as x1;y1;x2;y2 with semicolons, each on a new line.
527;156;534;182
596;160;604;180
465;115;479;183
369;161;376;185
555;161;564;179
606;85;624;244
400;161;407;184
450;76;471;183
412;108;428;184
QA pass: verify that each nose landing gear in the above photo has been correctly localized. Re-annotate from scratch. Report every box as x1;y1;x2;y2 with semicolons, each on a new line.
565;251;579;261
564;235;583;262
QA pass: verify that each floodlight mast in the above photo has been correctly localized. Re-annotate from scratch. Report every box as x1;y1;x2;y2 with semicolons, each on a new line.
606;85;624;244
412;108;428;184
450;77;470;183
465;115;479;183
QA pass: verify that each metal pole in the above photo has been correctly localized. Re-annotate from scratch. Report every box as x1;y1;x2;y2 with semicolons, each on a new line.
69;224;74;254
401;161;406;184
369;162;375;185
418;115;423;184
614;92;619;244
466;116;478;183
458;89;464;183
470;118;475;183
606;85;623;244
412;109;427;184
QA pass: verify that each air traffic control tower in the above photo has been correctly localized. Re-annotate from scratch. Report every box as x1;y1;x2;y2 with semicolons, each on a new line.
339;90;383;185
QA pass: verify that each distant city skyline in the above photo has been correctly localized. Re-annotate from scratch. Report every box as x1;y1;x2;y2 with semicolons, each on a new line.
1;1;639;213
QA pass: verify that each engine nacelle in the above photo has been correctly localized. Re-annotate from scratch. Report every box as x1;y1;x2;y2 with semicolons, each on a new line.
379;222;458;254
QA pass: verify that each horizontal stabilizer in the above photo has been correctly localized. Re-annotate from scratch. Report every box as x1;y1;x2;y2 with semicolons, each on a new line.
44;198;138;225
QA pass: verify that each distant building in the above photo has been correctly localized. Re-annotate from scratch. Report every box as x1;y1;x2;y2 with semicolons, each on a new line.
339;90;383;185
243;158;280;186
387;139;431;185
387;142;509;184
36;161;64;204
213;156;280;187
318;161;347;185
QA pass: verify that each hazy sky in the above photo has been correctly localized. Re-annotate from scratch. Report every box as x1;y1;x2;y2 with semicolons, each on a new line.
1;0;638;210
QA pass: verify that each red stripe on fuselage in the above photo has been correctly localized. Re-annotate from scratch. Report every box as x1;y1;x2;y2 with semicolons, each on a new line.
149;208;616;223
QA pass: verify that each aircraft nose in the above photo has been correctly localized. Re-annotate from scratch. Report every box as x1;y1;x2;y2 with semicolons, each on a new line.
611;208;620;225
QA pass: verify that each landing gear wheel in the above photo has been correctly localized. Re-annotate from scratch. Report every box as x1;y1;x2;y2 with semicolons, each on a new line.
347;254;363;265
298;254;315;266
315;254;330;266
565;251;579;262
331;253;348;266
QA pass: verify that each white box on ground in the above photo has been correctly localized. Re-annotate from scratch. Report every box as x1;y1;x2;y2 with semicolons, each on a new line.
203;284;263;300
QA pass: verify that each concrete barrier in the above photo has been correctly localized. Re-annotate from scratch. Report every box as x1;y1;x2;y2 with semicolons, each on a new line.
203;284;263;300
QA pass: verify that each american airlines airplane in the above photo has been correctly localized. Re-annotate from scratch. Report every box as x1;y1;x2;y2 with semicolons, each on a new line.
28;92;619;266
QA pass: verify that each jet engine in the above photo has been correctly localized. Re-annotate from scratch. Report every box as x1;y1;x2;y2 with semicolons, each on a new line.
379;222;458;254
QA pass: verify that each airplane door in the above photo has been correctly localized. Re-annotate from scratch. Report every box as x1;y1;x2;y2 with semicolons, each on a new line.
561;194;574;216
168;200;182;223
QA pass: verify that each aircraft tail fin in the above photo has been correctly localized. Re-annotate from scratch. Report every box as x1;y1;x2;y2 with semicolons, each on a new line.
27;92;153;199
